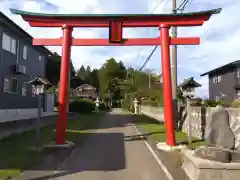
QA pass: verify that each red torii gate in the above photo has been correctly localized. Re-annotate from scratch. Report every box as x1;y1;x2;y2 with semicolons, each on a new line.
11;8;221;146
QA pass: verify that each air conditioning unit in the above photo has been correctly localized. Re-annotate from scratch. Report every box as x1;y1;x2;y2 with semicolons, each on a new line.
16;65;26;74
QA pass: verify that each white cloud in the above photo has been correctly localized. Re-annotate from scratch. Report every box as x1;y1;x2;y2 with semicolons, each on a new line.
0;0;239;98
148;0;172;14
177;1;240;97
45;0;100;13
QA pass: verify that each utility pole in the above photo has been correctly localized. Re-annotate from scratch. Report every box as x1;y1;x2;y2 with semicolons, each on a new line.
172;0;178;130
171;0;177;99
149;74;151;89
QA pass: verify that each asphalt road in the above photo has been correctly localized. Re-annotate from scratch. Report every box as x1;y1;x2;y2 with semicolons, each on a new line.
16;109;169;180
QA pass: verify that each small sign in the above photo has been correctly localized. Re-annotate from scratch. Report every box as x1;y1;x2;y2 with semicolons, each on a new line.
109;20;123;43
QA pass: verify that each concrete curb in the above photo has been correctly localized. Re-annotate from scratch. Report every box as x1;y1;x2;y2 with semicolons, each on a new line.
134;125;190;180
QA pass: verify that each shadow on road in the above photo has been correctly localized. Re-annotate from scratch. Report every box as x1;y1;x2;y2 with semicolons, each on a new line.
0;111;164;180
8;132;126;180
66;113;162;131
124;131;164;142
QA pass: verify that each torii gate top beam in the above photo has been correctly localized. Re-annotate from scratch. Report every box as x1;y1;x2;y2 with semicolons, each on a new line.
10;8;221;28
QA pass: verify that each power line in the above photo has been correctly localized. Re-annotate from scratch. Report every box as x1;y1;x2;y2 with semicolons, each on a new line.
129;0;166;67
176;0;188;11
182;0;193;11
151;0;165;12
138;46;158;71
177;0;193;13
138;0;194;72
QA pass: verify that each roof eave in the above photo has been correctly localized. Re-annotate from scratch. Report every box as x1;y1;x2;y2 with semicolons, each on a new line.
200;72;208;76
10;8;222;18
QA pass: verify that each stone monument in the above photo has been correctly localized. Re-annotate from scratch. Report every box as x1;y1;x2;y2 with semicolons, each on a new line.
94;97;100;112
133;98;139;114
182;105;240;180
194;105;240;163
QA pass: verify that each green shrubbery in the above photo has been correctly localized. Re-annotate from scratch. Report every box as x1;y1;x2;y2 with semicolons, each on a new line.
68;97;111;113
202;99;224;107
190;98;224;107
69;98;95;114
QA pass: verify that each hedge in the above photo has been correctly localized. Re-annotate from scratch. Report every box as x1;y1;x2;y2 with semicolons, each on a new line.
69;98;95;114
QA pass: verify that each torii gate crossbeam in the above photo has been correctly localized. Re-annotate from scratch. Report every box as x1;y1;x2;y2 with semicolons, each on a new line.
11;8;221;147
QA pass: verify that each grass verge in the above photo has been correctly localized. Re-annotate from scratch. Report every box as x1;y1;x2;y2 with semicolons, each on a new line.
0;113;105;180
134;114;205;149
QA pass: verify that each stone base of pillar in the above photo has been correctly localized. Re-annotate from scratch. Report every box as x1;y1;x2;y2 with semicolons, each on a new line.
156;142;186;151
44;140;75;149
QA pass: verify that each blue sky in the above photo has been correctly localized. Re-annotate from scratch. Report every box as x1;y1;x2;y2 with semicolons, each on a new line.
0;0;239;98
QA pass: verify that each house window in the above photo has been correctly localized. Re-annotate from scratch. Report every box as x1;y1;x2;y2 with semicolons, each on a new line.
39;55;43;61
2;33;16;54
213;75;221;83
215;95;220;101
23;46;27;59
3;77;17;93
22;83;27;96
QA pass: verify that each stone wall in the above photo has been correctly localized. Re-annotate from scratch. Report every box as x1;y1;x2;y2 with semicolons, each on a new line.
0;108;57;123
0;115;57;140
141;105;240;149
181;106;240;149
141;105;164;122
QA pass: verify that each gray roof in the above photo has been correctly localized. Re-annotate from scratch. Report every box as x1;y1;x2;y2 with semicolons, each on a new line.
179;77;201;88
27;77;52;85
76;84;96;90
200;60;240;76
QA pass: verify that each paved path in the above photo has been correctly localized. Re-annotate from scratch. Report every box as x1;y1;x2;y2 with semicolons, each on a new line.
17;109;169;180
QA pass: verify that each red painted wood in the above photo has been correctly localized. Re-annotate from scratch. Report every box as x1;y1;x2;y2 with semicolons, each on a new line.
109;20;123;43
160;26;176;146
28;20;205;27
32;37;200;46
55;25;72;145
22;13;210;25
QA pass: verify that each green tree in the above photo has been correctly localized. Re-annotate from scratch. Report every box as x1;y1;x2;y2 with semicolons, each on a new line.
70;76;85;89
76;65;86;80
89;69;100;91
45;52;75;85
84;65;92;84
98;58;123;96
118;61;126;79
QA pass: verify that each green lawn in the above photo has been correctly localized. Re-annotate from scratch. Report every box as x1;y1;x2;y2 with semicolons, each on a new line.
134;115;205;149
0;113;105;180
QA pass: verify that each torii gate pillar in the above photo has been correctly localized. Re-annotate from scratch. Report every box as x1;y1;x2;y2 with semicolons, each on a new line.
160;25;175;145
56;25;73;144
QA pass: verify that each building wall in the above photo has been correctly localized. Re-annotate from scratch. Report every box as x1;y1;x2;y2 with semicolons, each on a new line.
0;21;47;109
209;67;236;105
